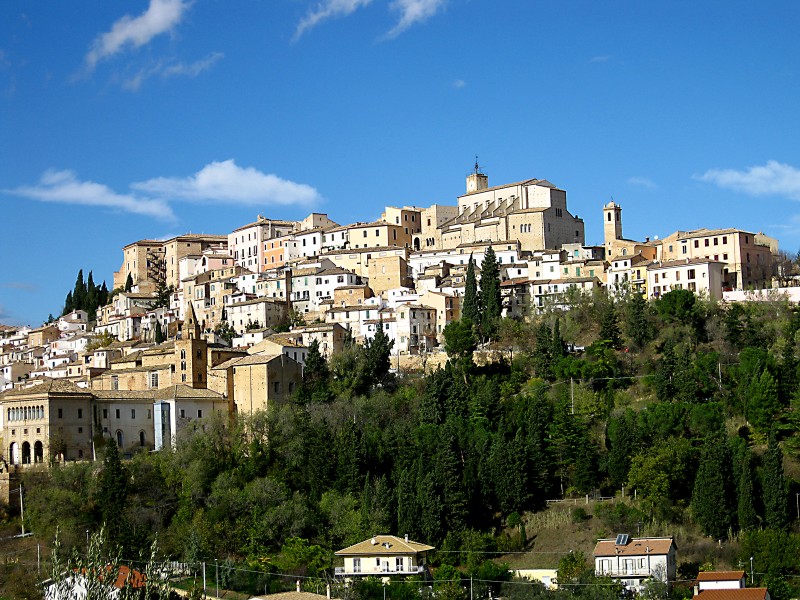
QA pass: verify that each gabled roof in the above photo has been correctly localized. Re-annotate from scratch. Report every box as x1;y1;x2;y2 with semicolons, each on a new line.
3;379;91;397
335;535;434;556
593;537;674;557
696;571;745;582
695;589;768;600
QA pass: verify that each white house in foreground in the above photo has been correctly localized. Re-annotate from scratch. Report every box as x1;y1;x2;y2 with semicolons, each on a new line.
593;535;676;593
335;535;434;579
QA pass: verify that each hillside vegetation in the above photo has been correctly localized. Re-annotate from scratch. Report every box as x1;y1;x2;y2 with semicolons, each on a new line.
4;289;800;599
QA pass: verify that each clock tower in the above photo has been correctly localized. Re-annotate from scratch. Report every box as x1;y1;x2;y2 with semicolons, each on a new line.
466;157;488;194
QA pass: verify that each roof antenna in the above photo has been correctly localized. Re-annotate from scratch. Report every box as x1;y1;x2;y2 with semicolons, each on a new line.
474;155;480;174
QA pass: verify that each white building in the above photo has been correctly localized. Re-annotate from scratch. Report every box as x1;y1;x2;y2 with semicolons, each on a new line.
647;258;725;300
594;536;676;593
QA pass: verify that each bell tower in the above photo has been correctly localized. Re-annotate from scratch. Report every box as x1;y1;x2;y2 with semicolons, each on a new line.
466;156;489;194
603;201;623;255
175;301;208;388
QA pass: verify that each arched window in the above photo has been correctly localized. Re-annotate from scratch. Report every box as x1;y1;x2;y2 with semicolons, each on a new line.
139;431;146;447
116;430;124;448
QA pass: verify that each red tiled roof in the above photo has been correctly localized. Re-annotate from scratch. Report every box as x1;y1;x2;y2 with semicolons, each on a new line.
696;571;745;582
695;589;767;600
593;537;674;557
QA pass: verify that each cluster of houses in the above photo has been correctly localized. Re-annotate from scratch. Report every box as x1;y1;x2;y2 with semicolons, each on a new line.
43;533;771;598
0;167;784;472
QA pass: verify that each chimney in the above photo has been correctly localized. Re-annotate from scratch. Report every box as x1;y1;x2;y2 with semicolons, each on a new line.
405;534;409;543
371;537;377;545
297;580;301;593
693;584;699;596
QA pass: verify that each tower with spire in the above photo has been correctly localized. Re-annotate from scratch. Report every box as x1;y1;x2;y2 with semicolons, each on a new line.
175;301;208;388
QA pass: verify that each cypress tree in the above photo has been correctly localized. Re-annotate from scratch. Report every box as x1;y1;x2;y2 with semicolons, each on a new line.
124;273;133;292
626;292;652;350
762;429;789;530
462;255;480;324
97;440;129;548
532;322;553;379
154;321;165;344
73;269;86;311
302;339;331;402
691;431;735;539
479;246;501;339
63;291;74;315
551;319;566;359
736;446;759;532
599;300;622;349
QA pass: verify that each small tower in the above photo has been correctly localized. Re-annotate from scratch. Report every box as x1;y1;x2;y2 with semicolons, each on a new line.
175;301;208;388
466;156;489;194
603;201;622;254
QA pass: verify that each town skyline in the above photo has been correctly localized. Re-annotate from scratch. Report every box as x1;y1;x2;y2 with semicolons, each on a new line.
3;1;800;325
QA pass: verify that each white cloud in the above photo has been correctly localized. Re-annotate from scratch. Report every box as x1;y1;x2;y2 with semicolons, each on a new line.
294;0;374;41
696;160;800;201
4;170;175;220
589;55;610;64
626;176;656;189
85;0;192;71
123;52;224;90
385;0;446;39
453;79;466;89
132;160;322;206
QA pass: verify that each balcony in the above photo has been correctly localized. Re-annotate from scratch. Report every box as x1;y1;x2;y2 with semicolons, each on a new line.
335;565;425;576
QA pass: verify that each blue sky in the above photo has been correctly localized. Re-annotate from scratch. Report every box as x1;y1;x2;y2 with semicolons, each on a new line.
2;1;800;326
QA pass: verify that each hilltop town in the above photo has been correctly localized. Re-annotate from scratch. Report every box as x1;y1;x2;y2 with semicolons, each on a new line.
1;167;798;600
0;165;786;463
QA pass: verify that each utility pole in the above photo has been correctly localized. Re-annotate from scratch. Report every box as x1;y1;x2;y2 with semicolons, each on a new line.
19;486;24;537
570;378;574;415
216;559;219;598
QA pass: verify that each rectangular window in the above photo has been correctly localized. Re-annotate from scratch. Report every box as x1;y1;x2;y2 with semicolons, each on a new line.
197;409;203;418
116;409;121;419
112;376;119;391
694;240;699;248
150;372;158;388
353;558;361;573
78;408;83;419
103;409;108;419
273;381;281;394
131;409;136;419
58;408;63;418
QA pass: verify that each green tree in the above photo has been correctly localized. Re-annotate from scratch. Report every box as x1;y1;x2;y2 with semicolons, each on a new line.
598;301;622;349
462;255;480;324
531;322;553;379
124;272;134;292
736;445;759;532
444;319;477;363
214;320;236;345
364;320;394;387
626;292;652;350
154;320;165;343
479;246;501;339
749;369;782;433
762;430;789;530
96;440;130;550
300;339;332;402
691;431;735;539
